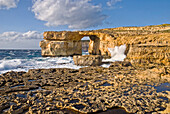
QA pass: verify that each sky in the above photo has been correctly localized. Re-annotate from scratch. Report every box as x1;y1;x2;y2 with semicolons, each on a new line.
0;0;170;49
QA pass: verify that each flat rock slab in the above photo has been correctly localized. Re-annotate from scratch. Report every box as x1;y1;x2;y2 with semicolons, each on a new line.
73;55;103;66
0;62;170;114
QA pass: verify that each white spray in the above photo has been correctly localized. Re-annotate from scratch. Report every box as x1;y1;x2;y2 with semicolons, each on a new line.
107;44;126;61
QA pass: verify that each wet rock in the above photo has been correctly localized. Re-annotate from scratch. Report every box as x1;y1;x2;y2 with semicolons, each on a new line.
0;64;169;113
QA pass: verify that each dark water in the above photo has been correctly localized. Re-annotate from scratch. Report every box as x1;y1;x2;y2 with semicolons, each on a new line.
155;83;170;92
0;49;87;74
0;49;41;60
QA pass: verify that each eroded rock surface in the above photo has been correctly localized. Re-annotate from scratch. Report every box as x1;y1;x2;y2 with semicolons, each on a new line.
40;24;170;65
126;44;170;66
73;55;103;66
40;40;82;57
0;62;169;114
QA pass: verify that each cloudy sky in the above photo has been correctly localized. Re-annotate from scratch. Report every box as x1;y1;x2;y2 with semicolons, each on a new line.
0;0;170;49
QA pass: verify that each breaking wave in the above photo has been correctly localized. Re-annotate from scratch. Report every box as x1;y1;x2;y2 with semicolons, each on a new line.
103;44;126;62
0;45;126;74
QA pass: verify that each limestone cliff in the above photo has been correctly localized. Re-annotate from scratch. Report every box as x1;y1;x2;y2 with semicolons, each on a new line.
40;24;170;65
126;44;170;66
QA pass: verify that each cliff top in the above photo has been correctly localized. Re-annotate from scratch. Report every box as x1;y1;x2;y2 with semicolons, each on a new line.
96;24;170;34
43;24;170;45
44;24;170;36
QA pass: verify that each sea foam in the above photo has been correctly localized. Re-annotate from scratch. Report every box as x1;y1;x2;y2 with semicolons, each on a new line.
0;45;126;74
103;44;126;63
0;59;22;70
0;57;83;74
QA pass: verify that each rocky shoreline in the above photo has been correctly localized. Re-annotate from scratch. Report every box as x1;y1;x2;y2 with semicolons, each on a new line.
0;61;169;114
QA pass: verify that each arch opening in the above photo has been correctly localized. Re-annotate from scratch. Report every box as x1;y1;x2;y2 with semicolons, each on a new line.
81;36;90;55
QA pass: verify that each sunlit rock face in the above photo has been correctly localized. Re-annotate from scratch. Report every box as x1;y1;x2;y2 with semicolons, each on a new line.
40;24;170;65
40;31;116;57
73;55;103;66
126;44;170;66
40;40;82;57
40;31;84;57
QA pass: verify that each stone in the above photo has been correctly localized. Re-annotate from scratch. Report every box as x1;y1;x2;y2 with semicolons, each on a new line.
40;24;170;66
158;91;170;113
126;44;170;66
43;31;83;41
40;40;82;57
0;65;170;113
1;24;170;114
109;61;132;68
73;55;103;66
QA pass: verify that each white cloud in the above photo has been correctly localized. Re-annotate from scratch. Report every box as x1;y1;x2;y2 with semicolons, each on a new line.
0;31;43;41
0;31;43;49
0;0;19;10
107;0;122;7
0;39;42;49
32;0;107;29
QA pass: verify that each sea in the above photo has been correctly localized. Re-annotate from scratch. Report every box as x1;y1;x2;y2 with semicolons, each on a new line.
0;45;127;74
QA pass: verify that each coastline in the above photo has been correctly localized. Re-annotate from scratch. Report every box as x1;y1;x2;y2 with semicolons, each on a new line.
0;24;170;113
0;61;169;113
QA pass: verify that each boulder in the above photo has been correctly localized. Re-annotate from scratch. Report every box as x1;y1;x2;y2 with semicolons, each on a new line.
73;55;103;66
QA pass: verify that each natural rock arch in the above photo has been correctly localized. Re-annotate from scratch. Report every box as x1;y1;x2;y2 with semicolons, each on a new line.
40;25;170;66
40;31;114;57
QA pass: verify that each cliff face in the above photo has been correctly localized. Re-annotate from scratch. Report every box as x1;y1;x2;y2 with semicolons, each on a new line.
40;24;170;65
126;44;170;66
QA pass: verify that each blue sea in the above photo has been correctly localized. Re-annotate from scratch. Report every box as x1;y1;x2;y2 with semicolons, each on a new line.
0;49;87;74
0;46;127;74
